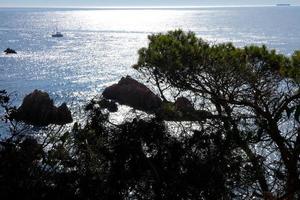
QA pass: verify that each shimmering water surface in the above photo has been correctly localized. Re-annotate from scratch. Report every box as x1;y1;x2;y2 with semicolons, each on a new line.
0;7;300;107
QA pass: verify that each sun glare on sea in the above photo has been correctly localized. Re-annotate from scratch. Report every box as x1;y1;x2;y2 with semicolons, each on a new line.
64;9;188;32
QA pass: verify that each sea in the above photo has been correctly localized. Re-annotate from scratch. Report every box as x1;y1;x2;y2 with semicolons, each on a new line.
0;6;300;110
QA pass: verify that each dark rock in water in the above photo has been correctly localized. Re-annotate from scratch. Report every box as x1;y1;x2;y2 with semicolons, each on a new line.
4;48;17;54
175;97;195;113
103;76;162;112
13;90;73;126
99;99;118;112
56;103;73;124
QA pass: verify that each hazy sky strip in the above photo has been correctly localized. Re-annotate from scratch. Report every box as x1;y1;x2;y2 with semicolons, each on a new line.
0;0;299;7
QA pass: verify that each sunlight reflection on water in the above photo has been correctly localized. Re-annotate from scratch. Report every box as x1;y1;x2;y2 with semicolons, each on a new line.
0;7;299;113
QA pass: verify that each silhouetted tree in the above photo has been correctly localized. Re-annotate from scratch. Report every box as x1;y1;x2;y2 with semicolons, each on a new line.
0;91;234;199
133;30;300;199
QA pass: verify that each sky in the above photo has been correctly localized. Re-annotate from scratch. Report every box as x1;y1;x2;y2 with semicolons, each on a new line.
0;0;299;7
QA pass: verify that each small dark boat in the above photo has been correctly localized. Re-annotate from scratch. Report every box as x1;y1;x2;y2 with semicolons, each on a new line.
276;4;291;6
52;32;63;38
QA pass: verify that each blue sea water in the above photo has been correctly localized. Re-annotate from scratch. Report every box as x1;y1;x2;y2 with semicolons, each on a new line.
0;6;300;108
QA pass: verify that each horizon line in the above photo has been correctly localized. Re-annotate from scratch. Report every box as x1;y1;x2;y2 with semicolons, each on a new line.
0;4;299;9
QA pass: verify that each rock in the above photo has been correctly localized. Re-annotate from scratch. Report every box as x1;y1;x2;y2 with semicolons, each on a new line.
175;97;194;113
263;192;276;200
99;99;118;112
103;76;162;112
13;90;73;126
4;48;17;54
56;103;73;124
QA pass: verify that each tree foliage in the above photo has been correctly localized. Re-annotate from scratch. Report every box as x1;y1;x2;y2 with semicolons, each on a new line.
0;94;233;199
134;30;300;199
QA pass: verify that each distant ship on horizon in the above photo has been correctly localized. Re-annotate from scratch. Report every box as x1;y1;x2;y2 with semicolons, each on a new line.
276;3;291;6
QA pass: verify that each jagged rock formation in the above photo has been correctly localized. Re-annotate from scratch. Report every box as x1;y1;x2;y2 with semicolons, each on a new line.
175;97;195;113
102;76;218;121
103;76;162;112
98;99;118;112
13;90;73;126
4;48;17;54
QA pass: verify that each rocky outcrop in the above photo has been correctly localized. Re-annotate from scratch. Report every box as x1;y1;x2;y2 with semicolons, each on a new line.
102;76;162;112
99;99;118;112
13;90;73;126
175;97;195;113
4;48;17;54
102;76;220;122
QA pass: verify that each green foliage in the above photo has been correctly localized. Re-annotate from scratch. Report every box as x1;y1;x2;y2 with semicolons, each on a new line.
134;30;300;199
134;30;295;92
286;51;300;81
292;51;300;68
134;30;207;72
244;45;289;72
160;101;182;119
